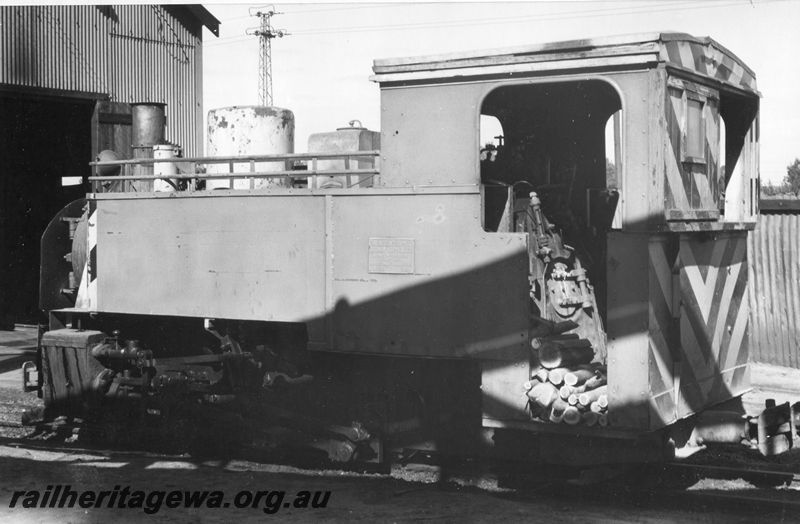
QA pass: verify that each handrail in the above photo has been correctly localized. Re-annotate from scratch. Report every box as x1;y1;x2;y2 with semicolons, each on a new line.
89;169;379;181
88;150;381;167
88;150;382;193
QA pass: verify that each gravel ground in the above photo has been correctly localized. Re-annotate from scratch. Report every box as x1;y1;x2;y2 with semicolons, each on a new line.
0;441;795;524
0;386;41;440
0;383;798;523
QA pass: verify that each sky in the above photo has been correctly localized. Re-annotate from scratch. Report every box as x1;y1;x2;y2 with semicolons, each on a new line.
201;0;800;184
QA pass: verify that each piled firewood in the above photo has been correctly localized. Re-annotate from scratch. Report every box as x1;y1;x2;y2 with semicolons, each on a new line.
524;333;608;427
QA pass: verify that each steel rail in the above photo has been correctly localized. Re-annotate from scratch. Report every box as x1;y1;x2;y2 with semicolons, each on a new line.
3;428;800;511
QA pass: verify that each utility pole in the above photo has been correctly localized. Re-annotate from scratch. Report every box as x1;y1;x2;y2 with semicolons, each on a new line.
247;6;287;107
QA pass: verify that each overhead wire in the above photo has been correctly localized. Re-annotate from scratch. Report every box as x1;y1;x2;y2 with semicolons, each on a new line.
206;0;690;46
291;0;775;35
205;0;783;45
218;3;399;21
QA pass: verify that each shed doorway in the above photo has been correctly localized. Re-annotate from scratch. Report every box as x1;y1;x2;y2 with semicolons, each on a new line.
0;93;95;327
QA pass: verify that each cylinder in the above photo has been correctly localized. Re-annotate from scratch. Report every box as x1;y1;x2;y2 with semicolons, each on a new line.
132;103;166;147
690;410;747;445
206;106;295;190
153;144;181;192
95;149;121;177
131;103;167;192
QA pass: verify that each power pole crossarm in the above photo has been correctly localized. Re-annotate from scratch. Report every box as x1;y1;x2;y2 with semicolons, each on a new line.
247;7;288;107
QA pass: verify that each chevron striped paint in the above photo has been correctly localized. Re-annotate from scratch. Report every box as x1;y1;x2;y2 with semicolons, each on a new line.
644;232;749;429
676;232;749;418
647;237;679;429
662;38;756;92
664;86;721;217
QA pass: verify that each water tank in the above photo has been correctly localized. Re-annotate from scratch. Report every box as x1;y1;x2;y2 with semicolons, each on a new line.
307;120;380;188
206;106;295;190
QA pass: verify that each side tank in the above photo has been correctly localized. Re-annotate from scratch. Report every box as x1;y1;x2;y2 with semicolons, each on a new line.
206;106;295;190
307;120;379;188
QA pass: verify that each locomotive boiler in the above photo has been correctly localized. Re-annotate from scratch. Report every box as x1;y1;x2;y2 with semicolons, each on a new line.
32;32;764;465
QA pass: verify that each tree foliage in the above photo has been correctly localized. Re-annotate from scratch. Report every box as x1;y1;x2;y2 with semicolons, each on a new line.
786;158;800;196
605;158;617;190
761;181;790;196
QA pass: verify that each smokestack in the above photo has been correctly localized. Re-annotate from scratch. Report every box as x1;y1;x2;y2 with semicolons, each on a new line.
131;102;167;192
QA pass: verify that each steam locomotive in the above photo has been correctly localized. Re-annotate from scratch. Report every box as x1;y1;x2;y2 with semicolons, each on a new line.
31;32;764;465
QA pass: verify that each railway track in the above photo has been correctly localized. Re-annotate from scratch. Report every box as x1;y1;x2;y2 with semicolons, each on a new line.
664;462;800;486
658;463;800;510
3;415;799;513
0;406;800;514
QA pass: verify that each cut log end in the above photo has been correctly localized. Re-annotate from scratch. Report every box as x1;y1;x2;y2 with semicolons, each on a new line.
559;385;572;400
547;368;566;386
567;393;579;406
581;411;599;426
597;394;608;409
563;406;582;425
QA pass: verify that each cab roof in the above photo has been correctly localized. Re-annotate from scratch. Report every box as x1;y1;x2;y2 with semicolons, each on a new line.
372;32;757;95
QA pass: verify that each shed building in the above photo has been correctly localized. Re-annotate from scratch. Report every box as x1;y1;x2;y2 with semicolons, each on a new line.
0;4;219;326
748;198;800;369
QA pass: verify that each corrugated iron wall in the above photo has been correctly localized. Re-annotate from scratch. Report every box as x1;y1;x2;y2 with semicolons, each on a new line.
748;212;800;367
0;4;202;154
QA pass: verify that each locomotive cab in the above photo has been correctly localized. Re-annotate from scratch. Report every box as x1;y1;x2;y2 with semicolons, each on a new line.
372;32;760;457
